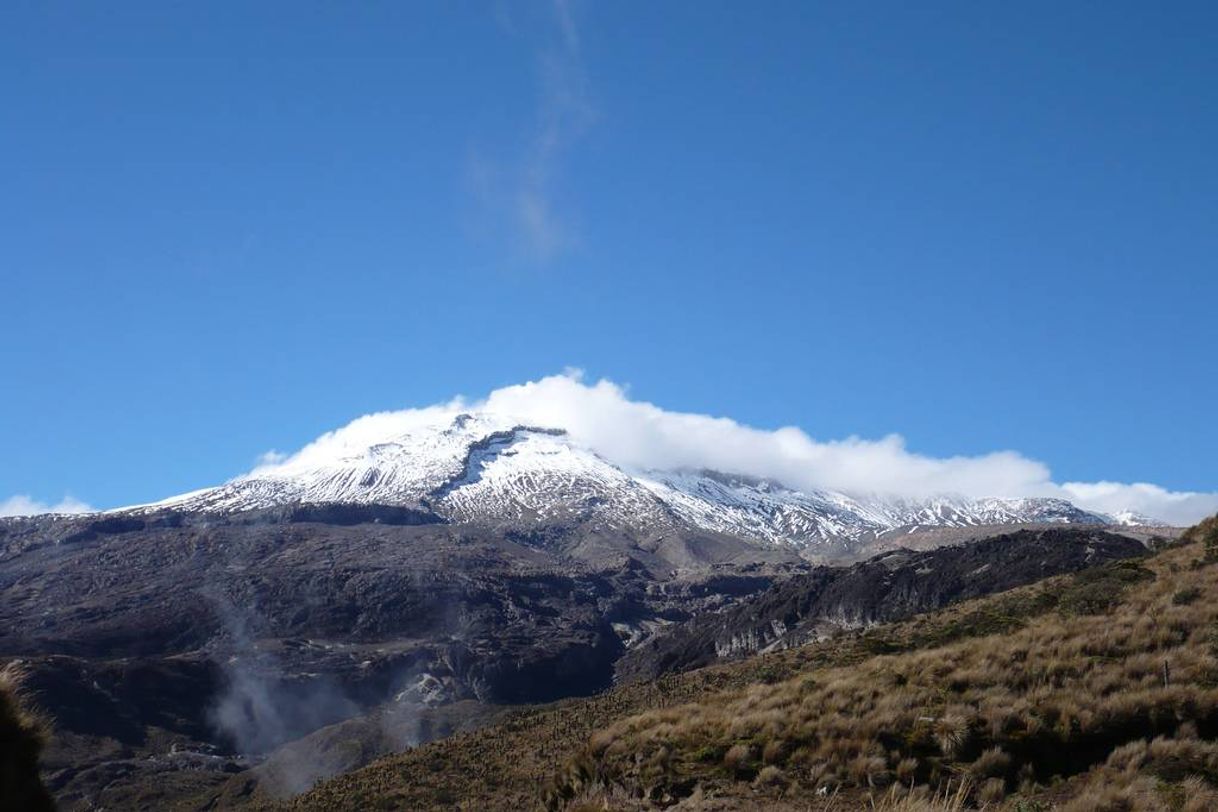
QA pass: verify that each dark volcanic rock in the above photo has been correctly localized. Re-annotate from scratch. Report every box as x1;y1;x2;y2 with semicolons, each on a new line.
615;527;1148;681
0;507;793;808
283;503;443;526
19;655;221;745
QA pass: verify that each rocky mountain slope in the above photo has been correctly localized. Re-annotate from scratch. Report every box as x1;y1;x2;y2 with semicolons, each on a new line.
0;506;800;808
0;507;1162;810
615;527;1149;681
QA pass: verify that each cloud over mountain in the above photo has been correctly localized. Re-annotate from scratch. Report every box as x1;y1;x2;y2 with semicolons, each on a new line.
253;371;1217;526
0;494;93;518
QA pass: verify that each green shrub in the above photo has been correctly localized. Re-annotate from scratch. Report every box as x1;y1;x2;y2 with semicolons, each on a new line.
1058;560;1155;615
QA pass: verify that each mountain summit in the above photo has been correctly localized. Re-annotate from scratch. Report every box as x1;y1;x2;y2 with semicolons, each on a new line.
145;412;1141;553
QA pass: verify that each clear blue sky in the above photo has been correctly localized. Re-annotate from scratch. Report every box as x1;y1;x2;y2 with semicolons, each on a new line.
3;1;1215;510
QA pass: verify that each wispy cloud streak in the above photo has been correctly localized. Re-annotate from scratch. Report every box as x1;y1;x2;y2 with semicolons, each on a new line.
470;0;595;262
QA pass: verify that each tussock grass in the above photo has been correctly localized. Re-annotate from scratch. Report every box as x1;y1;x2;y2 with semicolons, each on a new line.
0;662;55;812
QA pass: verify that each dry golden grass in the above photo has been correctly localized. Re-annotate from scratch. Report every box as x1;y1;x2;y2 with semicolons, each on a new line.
548;536;1218;810
1184;514;1218;562
284;523;1218;811
0;662;55;811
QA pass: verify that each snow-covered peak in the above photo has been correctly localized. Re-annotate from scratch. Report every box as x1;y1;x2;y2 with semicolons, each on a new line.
143;410;1152;548
157;412;568;511
1108;509;1167;527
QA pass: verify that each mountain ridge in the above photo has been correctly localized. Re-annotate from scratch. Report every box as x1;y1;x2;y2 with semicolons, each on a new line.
122;411;1155;557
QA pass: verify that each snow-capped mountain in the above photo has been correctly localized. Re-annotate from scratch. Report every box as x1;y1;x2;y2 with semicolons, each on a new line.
140;412;1143;550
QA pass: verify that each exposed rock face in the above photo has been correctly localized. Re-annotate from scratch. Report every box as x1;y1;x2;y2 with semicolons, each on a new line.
0;506;798;807
615;527;1149;682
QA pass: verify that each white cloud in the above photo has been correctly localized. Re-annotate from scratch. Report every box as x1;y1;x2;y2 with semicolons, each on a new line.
1059;482;1218;527
469;0;595;262
255;371;1218;527
0;494;94;518
256;449;288;467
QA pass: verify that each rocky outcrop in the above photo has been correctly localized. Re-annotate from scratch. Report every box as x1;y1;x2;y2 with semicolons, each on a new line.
616;527;1149;681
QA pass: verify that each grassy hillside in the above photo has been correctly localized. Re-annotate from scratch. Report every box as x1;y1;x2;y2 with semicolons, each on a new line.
281;518;1218;811
1182;513;1218;559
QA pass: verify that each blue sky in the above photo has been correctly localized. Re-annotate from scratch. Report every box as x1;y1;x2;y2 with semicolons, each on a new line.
2;1;1215;514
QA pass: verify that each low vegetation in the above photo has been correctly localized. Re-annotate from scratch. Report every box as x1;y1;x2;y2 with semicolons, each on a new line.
552;533;1218;809
0;663;55;812
1185;514;1218;562
284;519;1218;811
